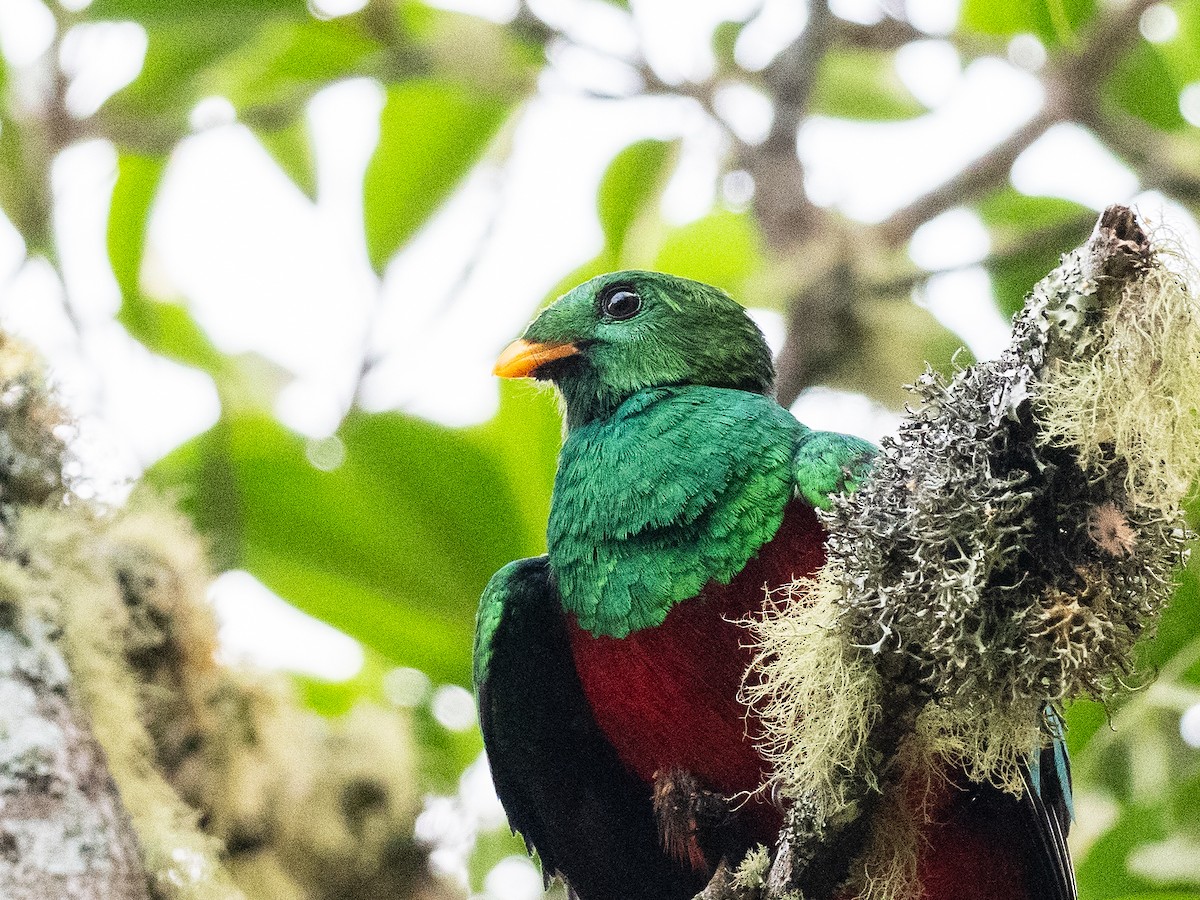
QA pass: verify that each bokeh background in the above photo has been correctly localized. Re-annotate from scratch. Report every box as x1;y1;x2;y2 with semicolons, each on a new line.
2;0;1200;897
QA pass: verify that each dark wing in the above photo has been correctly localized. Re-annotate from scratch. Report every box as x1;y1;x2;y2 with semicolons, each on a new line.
962;737;1074;900
1017;734;1076;900
473;557;705;900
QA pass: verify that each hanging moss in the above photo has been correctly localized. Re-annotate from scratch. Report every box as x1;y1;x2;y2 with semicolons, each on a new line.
749;207;1200;899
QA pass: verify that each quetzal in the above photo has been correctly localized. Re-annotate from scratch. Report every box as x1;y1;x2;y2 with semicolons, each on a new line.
473;271;1074;900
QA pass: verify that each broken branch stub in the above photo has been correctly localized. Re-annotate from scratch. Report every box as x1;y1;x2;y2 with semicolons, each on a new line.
745;205;1200;900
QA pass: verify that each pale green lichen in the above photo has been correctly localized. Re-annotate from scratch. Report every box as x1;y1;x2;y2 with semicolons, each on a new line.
9;507;245;900
0;334;72;515
0;328;440;900
750;208;1196;900
743;568;880;818
732;846;771;891
1037;256;1200;512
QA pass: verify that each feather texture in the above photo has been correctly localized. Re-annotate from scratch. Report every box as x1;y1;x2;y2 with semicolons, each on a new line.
476;270;1076;900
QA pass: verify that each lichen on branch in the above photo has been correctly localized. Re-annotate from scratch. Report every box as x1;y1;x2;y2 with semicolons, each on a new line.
744;206;1200;900
0;333;456;900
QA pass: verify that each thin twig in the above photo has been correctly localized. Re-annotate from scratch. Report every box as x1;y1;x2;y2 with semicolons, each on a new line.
867;211;1097;298
876;0;1159;246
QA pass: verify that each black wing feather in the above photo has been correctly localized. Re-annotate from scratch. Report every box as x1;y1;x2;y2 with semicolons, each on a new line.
951;750;1074;900
966;744;1074;900
1016;742;1076;900
476;557;705;900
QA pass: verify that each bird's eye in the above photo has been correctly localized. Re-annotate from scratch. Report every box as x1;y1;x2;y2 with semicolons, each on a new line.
600;288;642;321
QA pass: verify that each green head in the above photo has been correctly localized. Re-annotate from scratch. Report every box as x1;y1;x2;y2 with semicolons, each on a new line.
494;271;774;428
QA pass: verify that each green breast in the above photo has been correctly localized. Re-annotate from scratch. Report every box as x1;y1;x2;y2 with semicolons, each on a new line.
547;386;803;638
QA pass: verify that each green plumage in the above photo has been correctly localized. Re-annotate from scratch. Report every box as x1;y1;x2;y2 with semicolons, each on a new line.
487;270;875;640
473;559;517;686
548;386;799;637
793;429;875;511
474;269;878;900
548;385;872;637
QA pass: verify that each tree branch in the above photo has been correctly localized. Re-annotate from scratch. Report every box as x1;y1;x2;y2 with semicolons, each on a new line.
0;616;150;900
750;206;1199;900
876;0;1159;247
865;210;1097;298
740;0;836;247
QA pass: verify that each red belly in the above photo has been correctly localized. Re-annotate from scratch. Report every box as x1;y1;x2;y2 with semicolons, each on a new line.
567;497;1038;899
567;500;828;844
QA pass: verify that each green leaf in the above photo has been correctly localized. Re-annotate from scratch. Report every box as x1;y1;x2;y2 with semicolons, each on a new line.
293;651;392;717
86;0;305;23
1104;895;1200;900
96;4;307;125
1106;42;1187;132
253;116;318;200
146;421;243;566
810;50;925;121
959;0;1096;47
1158;1;1200;85
208;17;382;112
104;22;244;123
107;151;167;298
466;379;560;550
294;673;367;718
146;406;550;685
653;209;764;298
978;189;1090;232
469;830;533;893
596;139;677;261
1138;561;1200;672
990;243;1070;318
412;704;482;792
711;20;743;72
978;189;1093;318
0;113;48;254
118;297;226;374
1076;804;1170;899
1063;697;1108;757
828;298;973;410
106;154;227;377
1172;774;1200;839
363;80;510;273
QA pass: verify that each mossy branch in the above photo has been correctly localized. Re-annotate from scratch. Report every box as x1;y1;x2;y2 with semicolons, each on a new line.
0;335;458;900
724;206;1200;900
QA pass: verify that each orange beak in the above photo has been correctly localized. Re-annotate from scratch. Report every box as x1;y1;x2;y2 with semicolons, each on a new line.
493;339;580;379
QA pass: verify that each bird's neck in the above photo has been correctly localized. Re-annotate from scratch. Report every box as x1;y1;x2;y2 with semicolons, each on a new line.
556;375;774;432
555;374;633;432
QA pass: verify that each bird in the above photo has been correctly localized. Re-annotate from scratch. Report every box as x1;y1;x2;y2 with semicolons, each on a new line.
472;270;1074;900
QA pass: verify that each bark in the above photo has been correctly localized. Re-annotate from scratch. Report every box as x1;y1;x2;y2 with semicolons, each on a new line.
0;614;149;900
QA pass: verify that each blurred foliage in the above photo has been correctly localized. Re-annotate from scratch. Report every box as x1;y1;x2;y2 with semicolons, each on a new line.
3;0;1200;897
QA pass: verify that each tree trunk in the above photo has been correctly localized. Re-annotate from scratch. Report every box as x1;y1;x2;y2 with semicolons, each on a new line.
0;612;150;900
